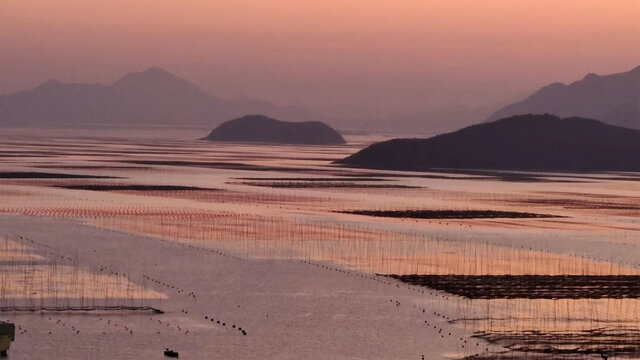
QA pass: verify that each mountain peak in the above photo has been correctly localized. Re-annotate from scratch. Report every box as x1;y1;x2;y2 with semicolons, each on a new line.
143;66;168;73
36;79;63;89
0;67;327;128
114;66;184;86
537;82;566;93
583;72;599;80
486;66;640;128
111;66;213;106
136;66;175;77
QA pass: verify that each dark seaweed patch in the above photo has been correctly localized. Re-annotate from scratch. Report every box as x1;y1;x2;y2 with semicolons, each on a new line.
0;172;119;179
231;181;420;189
118;160;311;172
386;274;640;299
34;165;151;170
343;209;561;219
114;160;585;182
56;184;218;191
520;198;640;211
233;177;389;182
464;328;640;359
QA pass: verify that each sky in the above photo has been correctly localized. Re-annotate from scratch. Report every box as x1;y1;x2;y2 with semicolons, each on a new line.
1;0;639;120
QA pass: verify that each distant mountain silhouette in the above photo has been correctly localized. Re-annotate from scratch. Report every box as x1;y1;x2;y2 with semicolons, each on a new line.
0;67;327;128
337;114;640;172
359;103;499;136
203;115;345;145
487;65;640;129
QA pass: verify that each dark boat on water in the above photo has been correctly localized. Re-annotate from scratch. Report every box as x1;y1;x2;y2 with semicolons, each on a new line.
164;348;179;358
0;321;15;357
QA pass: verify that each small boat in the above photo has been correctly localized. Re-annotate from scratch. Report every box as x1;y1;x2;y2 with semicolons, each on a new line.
164;348;179;358
0;321;15;357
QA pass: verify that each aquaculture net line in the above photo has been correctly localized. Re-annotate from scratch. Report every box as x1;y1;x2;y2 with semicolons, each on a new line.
0;305;163;313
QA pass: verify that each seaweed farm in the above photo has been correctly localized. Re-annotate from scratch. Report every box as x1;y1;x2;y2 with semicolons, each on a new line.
387;275;640;299
341;209;562;219
1;132;640;359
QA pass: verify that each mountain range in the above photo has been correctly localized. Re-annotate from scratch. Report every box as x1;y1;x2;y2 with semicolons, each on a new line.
0;67;327;128
355;65;640;135
487;65;640;129
2;65;638;133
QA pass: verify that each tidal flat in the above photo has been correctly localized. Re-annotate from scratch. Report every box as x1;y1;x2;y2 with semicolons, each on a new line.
0;130;639;359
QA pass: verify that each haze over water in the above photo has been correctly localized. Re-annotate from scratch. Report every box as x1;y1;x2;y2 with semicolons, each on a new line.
2;0;639;120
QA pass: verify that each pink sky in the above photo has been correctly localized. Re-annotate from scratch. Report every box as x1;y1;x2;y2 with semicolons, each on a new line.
1;0;639;119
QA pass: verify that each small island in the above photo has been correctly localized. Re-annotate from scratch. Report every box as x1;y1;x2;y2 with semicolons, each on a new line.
336;114;640;172
203;115;346;145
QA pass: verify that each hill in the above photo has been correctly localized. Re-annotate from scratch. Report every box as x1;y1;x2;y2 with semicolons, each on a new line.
487;65;640;129
0;67;326;128
336;114;640;172
203;115;346;145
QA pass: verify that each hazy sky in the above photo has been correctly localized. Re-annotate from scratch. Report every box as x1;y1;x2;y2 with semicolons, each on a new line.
2;0;639;119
